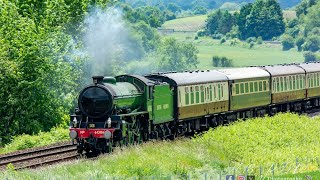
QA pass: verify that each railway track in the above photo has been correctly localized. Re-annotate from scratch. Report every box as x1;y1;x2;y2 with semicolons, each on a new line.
0;143;78;170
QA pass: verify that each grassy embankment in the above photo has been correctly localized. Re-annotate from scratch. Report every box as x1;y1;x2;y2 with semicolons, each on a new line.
2;113;320;179
162;14;306;70
0;127;69;154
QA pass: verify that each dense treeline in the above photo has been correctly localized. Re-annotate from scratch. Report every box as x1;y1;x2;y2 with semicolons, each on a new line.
204;0;285;40
0;0;198;145
125;0;300;10
282;0;320;54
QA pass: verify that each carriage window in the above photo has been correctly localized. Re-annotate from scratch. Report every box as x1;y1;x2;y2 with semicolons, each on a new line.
254;82;258;92
201;86;205;103
185;93;189;105
245;83;249;93
263;81;267;91
279;77;283;92
236;84;240;95
240;83;244;94
250;82;254;92
293;76;296;90
210;85;213;101
218;84;221;100
289;76;293;90
259;81;263;92
214;85;217;100
195;86;199;92
221;84;224;98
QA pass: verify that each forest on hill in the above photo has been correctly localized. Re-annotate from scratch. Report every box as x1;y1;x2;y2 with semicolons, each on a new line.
124;0;301;9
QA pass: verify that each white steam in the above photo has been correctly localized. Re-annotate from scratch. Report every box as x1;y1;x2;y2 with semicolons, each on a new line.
83;7;142;76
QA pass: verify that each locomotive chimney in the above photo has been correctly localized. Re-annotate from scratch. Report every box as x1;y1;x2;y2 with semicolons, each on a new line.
92;76;104;84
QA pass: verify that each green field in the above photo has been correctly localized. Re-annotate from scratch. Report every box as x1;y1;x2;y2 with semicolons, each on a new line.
162;15;206;31
2;113;320;179
163;33;304;69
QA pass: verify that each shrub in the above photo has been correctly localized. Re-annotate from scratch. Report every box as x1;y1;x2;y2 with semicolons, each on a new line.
194;36;198;40
196;30;206;37
249;42;254;49
212;56;233;67
220;38;226;44
295;36;305;52
281;35;295;51
257;36;263;44
304;51;317;63
246;37;256;43
212;33;223;40
302;35;320;52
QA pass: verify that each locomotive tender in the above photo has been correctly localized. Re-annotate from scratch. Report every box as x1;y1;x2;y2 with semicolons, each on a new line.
69;62;320;155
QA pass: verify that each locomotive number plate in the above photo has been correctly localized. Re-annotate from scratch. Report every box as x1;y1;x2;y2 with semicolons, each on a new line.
89;124;95;128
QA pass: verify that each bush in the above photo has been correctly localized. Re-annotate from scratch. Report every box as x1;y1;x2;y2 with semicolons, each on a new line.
194;36;198;40
0;127;69;154
302;35;320;52
220;38;226;44
196;29;206;37
212;56;233;67
295;36;305;52
212;33;223;40
304;51;317;63
281;35;295;51
257;36;263;44
249;42;255;49
246;37;256;43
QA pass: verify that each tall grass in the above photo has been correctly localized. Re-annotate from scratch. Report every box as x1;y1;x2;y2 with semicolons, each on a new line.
0;127;69;154
2;113;320;179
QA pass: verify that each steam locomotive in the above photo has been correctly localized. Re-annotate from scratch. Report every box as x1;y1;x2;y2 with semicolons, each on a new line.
69;62;320;156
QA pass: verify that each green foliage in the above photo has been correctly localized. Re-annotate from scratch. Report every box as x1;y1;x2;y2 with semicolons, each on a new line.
281;35;295;51
257;36;263;44
296;36;305;51
241;0;285;40
2;114;320;179
195;113;320;172
302;35;320;52
303;51;318;62
158;38;199;71
220;2;241;11
0;0;80;144
0;127;69;154
166;3;181;13
193;6;208;15
205;9;235;35
246;37;256;43
212;56;233;67
296;0;317;17
127;6;166;28
220;38;226;44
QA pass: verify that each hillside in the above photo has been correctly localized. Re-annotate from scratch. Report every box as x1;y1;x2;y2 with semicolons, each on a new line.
126;0;301;9
3;113;320;179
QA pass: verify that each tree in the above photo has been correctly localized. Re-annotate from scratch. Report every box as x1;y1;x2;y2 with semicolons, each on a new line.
166;3;181;13
296;0;317;17
193;6;208;15
237;3;253;39
304;51;317;62
281;35;295;50
296;36;305;51
158;38;199;71
206;10;235;35
302;35;320;52
239;0;285;40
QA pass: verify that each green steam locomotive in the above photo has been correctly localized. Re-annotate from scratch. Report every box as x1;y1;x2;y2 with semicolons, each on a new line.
69;62;320;156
